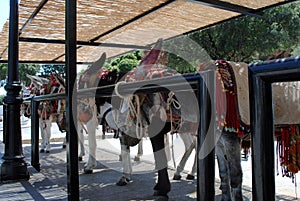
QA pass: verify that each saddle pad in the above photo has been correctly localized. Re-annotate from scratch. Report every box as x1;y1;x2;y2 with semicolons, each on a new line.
229;62;250;126
230;62;300;125
273;81;300;124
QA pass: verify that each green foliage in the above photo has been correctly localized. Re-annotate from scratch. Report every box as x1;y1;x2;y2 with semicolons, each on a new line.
19;64;41;86
117;58;139;72
0;64;40;86
0;95;5;105
0;64;8;80
105;51;141;73
188;2;300;62
167;53;197;73
292;45;300;56
40;64;65;78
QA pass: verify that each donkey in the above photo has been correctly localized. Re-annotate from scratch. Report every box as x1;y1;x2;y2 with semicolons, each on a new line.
109;39;201;199
77;53;133;173
25;74;64;153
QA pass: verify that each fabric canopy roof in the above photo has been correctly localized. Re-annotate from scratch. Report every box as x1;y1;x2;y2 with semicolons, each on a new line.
0;0;294;64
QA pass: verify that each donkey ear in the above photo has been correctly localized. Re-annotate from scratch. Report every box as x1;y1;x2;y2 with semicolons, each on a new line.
87;52;106;74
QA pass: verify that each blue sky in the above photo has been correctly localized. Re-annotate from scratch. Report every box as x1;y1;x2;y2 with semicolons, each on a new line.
0;1;10;31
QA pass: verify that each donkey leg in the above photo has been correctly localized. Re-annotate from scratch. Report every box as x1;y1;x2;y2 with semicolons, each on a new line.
62;135;67;149
216;134;231;201
77;123;85;161
39;121;46;153
173;140;194;180
174;133;196;180
151;134;170;197
84;119;97;173
188;136;197;180
223;133;243;201
134;139;143;161
149;117;171;197
44;119;52;153
116;144;132;186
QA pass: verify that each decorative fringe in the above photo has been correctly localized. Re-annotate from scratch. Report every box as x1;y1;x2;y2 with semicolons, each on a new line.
275;125;300;178
215;60;250;137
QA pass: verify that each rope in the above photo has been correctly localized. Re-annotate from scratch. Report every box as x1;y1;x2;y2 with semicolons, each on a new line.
166;91;181;133
26;104;31;116
131;95;144;139
171;134;176;169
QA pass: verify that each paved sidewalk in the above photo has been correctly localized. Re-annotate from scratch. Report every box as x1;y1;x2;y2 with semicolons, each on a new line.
0;142;67;201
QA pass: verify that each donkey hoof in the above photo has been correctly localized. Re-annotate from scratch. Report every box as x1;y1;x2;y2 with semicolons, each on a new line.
173;174;181;180
134;156;140;161
186;174;195;180
116;176;131;186
40;149;45;153
153;195;168;201
83;168;93;174
62;144;66;149
78;156;83;161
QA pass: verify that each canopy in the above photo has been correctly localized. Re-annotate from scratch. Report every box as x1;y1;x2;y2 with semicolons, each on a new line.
0;0;294;64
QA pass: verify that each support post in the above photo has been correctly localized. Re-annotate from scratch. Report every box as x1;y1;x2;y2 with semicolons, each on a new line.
3;104;6;143
249;71;275;201
31;100;40;171
0;0;29;181
197;70;215;201
65;0;79;200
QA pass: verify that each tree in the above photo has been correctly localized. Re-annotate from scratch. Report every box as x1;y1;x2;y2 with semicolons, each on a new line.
19;64;41;86
40;64;65;78
0;64;8;80
167;52;197;73
105;51;142;73
0;63;40;86
188;2;300;63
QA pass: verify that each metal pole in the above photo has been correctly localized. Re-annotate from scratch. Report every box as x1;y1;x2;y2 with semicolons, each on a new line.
65;0;79;200
249;70;275;201
197;70;215;201
31;100;40;172
0;0;29;181
3;104;6;143
248;57;300;200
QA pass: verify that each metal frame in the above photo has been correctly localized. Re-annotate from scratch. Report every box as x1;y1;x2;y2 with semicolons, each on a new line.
19;37;150;49
248;56;300;201
187;0;262;17
65;0;79;199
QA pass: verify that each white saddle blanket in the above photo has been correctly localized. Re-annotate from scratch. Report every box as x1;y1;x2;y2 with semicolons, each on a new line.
229;62;300;125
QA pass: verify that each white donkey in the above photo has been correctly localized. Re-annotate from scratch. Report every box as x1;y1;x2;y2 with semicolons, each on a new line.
77;53;132;173
76;54;106;174
26;74;62;153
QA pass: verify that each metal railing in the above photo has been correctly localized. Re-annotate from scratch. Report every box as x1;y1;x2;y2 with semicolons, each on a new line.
25;71;216;201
